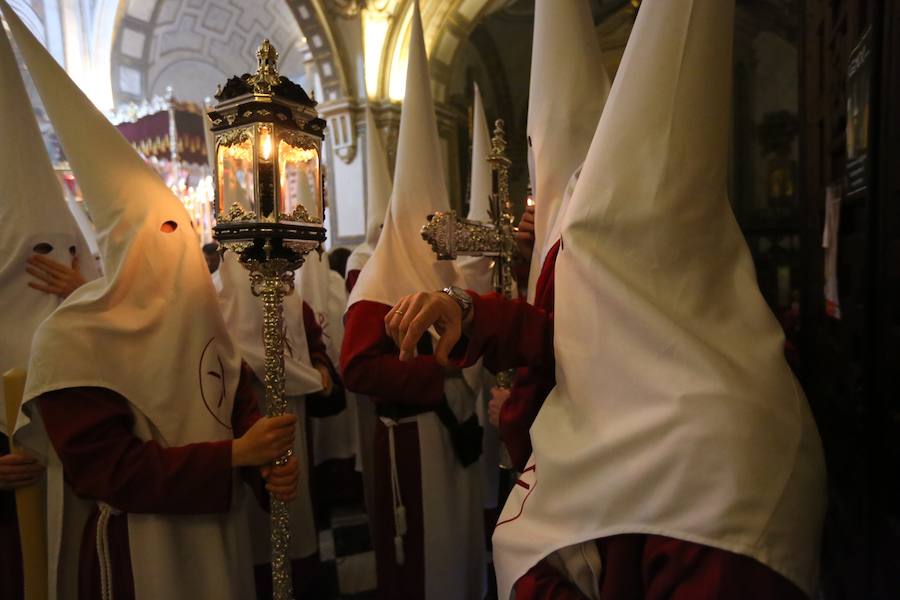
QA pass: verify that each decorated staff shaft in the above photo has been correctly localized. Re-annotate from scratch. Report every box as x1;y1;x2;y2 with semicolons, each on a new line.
421;119;517;468
485;119;516;303
219;247;307;600
250;262;297;600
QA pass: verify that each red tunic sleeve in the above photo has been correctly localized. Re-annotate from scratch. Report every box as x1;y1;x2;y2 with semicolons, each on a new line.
345;269;361;294
484;240;561;471
513;560;589;600
532;240;560;311
35;369;261;515
461;239;559;372
500;367;554;471
461;293;554;374
231;365;268;504
233;362;263;436
340;300;445;406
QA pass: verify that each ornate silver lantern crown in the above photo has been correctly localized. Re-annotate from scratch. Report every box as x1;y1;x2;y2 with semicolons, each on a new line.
208;39;326;268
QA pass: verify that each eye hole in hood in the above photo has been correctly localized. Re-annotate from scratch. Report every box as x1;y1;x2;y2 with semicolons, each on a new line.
32;242;53;254
160;220;178;233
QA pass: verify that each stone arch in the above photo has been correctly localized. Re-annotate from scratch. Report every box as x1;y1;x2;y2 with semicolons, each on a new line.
374;0;510;102
375;0;640;104
7;0;67;64
7;0;48;43
287;0;355;100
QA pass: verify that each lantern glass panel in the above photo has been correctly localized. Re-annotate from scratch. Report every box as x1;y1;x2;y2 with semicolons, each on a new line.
216;136;256;214
278;140;320;222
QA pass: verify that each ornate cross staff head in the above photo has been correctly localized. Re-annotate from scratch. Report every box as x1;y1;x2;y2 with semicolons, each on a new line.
421;119;516;297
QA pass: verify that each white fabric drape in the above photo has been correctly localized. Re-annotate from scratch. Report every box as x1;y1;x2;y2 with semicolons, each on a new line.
493;1;826;598
418;378;485;599
524;0;610;302
2;4;254;598
215;251;323;397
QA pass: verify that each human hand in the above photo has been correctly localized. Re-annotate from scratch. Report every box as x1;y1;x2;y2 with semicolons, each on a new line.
385;292;465;365
515;204;535;261
261;454;299;502
0;451;45;490
488;386;511;428
315;364;334;396
26;254;86;298
232;414;297;467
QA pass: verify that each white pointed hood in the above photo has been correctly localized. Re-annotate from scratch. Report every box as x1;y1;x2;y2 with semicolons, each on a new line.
363;107;392;245
348;1;464;308
525;0;610;301
2;2;242;447
457;83;494;294
215;251;322;397
493;2;825;598
0;14;98;432
347;107;393;276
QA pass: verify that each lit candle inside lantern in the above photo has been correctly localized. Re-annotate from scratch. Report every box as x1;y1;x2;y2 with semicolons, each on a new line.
260;126;273;161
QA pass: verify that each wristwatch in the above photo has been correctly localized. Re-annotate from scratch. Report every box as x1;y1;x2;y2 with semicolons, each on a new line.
441;286;473;320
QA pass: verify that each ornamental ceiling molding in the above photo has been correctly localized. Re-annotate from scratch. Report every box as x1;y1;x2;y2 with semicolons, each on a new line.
110;0;311;104
108;0;354;106
289;0;355;100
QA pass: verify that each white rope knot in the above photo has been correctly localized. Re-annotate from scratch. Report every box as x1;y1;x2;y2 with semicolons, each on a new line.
96;502;123;600
385;419;407;565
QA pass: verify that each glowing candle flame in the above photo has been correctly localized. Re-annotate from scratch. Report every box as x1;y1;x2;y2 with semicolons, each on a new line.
260;127;273;161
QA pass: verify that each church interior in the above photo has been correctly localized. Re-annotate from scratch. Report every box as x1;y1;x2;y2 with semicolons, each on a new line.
2;0;899;599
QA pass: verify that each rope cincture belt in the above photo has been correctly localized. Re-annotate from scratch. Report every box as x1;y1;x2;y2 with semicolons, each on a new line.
96;502;123;600
383;417;407;565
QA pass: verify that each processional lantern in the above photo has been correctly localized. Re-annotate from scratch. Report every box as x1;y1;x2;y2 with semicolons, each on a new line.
209;38;326;261
208;39;326;600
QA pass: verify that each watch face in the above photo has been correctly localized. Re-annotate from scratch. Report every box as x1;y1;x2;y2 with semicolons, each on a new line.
447;286;472;315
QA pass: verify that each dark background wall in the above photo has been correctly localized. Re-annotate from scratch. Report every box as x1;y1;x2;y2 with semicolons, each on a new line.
801;0;900;597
